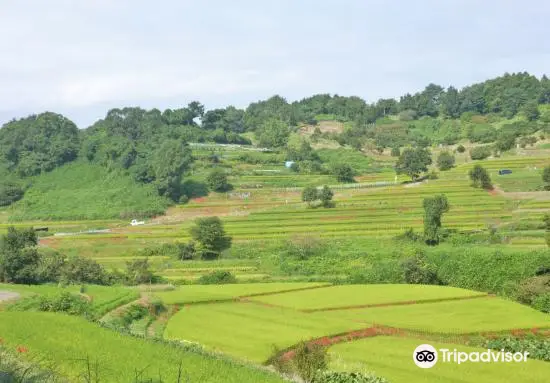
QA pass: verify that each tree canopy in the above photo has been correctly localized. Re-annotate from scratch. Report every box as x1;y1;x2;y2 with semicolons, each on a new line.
395;148;433;180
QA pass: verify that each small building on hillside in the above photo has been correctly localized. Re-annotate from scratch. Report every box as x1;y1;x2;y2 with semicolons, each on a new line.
498;169;512;175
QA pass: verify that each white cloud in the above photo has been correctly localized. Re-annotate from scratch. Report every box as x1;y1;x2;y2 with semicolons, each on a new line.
0;0;549;126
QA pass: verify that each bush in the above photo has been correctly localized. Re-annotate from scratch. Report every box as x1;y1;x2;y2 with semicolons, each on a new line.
390;147;400;157
469;165;492;189
485;336;550;362
292;342;329;383
543;166;550;185
284;236;325;260
436;151;455;171
470;146;492;160
398;109;417;121
423;194;449;245
302;186;318;206
61;256;109;285
515;275;550;305
456;144;466;153
394;228;422;242
319;186;334;208
495;134;516;152
125;258;154;285
36;292;90;316
332;164;355;183
533;293;550;313
0;182;24;207
315;371;389;383
401;254;441;285
206;168;231;192
190;217;232;254
197;270;237;285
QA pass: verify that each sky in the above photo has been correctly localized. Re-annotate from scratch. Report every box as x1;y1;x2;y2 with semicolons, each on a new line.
1;0;549;128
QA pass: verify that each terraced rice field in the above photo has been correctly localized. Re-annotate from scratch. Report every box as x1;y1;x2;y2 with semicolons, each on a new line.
162;283;550;373
316;297;550;333
164;301;367;362
151;282;329;304
329;337;550;383
0;312;283;383
249;284;487;310
17;154;550;282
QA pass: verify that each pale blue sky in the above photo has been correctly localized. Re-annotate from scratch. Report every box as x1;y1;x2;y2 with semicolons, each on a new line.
1;0;549;127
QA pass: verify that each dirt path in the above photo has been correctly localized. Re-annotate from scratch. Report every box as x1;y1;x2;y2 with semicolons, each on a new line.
0;291;20;302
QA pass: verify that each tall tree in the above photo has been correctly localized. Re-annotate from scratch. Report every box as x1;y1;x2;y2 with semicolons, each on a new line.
395;148;433;181
423;194;450;245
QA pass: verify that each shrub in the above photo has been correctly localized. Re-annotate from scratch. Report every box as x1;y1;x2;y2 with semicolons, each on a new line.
394;228;421;242
423;194;449;245
292;342;329;383
125;258;154;285
61;256;109;285
395;147;432;181
0;182;24;207
456;144;466;153
515;275;550;305
401;254;441;285
543;166;550;186
469;165;492;189
315;371;389;383
436;151;455;171
470;146;491;160
495;134;516;152
197;270;237;285
390;147;400;157
302;186;318;206
206;168;231;192
284;236;325;260
319;186;334;208
37;292;90;316
533;293;550;313
398;109;417;121
485;336;550;362
190;217;232;255
332;164;355;183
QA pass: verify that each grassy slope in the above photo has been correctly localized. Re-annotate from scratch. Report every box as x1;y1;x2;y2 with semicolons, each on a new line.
0;312;283;383
329;337;550;383
8;162;170;221
164;302;366;362
0;283;140;318
317;298;550;333
152;282;329;304
316;148;374;173
251;285;486;310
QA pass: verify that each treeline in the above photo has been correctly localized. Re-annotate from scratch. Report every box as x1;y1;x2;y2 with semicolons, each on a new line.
1;72;549;205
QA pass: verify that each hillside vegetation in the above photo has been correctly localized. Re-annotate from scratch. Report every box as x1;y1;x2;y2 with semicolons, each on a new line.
8;162;170;221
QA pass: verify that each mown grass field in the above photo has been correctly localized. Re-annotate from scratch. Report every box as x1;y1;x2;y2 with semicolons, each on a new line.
329;337;550;383
0;312;284;383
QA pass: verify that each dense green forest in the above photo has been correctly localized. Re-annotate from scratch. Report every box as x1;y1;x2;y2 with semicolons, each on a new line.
1;72;550;215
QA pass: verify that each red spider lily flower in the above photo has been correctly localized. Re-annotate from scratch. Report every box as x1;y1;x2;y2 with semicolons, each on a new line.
16;346;28;353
